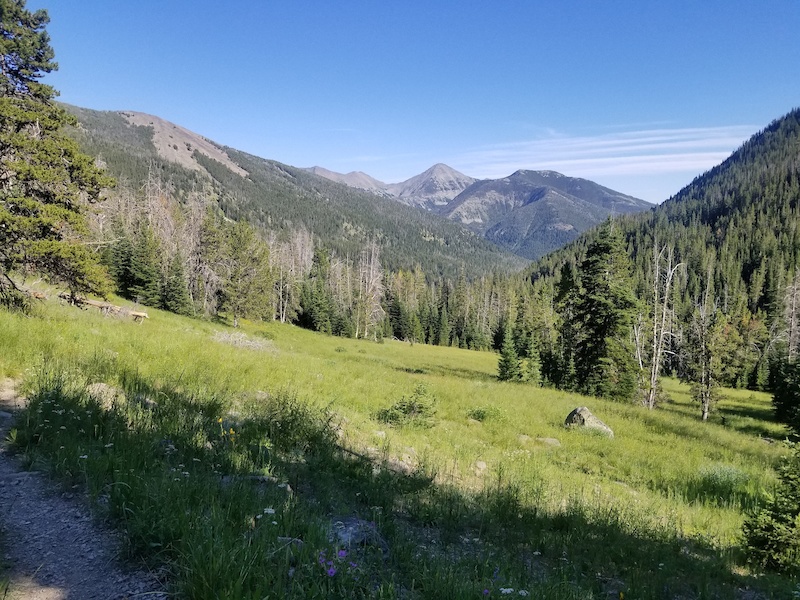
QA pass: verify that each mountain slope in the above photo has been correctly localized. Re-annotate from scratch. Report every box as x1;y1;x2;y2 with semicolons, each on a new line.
385;163;476;210
446;170;652;260
64;104;527;279
309;162;476;210
532;107;800;321
304;166;387;194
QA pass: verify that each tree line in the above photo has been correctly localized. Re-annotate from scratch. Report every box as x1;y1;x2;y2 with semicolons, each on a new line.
4;0;800;431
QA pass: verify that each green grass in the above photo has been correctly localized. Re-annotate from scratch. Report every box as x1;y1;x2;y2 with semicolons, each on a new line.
0;296;797;598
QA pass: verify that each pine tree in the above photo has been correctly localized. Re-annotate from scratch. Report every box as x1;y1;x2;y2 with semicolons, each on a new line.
299;248;334;334
574;221;639;401
108;228;134;297
437;304;451;346
497;323;522;381
219;220;271;328
161;251;193;315
743;444;800;573
129;226;161;307
554;262;579;389
0;0;114;304
523;335;542;386
683;270;722;421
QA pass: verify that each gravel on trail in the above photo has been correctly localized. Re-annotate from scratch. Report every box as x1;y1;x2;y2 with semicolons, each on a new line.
0;378;168;600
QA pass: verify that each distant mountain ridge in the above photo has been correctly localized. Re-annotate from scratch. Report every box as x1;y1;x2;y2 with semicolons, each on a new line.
63;104;527;279
311;164;651;260
445;169;651;259
304;163;475;210
305;166;387;195
385;163;476;210
66;102;649;264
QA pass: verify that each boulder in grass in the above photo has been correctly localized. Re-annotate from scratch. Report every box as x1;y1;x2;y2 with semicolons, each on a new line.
330;517;389;555
564;406;614;438
86;382;125;412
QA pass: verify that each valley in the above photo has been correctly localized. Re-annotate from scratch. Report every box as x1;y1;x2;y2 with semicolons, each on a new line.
1;2;799;597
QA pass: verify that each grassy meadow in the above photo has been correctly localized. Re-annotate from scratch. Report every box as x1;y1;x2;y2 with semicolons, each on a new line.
0;294;797;599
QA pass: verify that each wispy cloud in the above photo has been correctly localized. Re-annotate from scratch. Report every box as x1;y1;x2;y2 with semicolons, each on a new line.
453;125;757;181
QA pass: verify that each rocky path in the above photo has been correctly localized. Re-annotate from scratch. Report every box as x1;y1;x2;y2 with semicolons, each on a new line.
0;379;168;600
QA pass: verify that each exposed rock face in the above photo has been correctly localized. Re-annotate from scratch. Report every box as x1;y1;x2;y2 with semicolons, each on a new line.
121;111;248;178
308;163;475;211
444;170;651;260
386;163;476;210
564;407;614;438
310;164;650;260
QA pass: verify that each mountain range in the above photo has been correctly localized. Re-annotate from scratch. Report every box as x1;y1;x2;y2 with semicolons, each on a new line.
63;105;525;279
308;163;652;259
66;103;651;265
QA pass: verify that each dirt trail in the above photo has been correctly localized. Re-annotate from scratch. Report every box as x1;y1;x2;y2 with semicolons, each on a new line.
0;378;168;600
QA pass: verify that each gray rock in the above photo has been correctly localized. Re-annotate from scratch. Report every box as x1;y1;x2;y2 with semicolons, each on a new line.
535;437;562;447
329;517;389;555
86;382;125;412
564;406;614;438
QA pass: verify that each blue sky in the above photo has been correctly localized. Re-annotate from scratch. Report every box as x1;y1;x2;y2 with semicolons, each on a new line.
34;1;800;203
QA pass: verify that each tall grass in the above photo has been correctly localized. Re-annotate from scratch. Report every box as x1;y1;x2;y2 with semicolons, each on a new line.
1;298;796;597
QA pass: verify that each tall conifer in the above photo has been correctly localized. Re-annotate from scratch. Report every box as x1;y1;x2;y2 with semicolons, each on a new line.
574;220;638;401
0;0;113;303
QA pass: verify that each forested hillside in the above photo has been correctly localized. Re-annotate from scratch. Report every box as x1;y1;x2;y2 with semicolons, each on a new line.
525;108;800;405
62;103;800;411
64;105;525;281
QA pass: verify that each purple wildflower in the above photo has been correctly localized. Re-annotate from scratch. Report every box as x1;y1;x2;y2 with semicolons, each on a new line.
327;566;337;577
337;549;348;559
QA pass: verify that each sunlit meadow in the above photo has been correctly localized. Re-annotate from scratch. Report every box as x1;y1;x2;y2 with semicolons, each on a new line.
0;294;795;598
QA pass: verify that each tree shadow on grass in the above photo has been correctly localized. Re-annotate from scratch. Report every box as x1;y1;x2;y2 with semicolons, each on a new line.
273;415;794;599
395;363;497;383
14;368;796;600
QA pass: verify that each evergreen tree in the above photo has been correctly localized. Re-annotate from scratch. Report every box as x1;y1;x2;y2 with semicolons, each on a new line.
574;221;639;401
219;220;271;327
497;323;522;381
743;444;800;574
129;226;161;307
108;228;134;297
523;335;542;386
683;271;723;420
437;304;451;346
554;262;579;389
770;357;800;434
299;248;339;334
161;251;193;315
0;0;113;304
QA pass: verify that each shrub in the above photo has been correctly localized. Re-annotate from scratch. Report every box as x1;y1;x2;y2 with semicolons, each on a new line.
466;405;506;423
375;384;437;428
